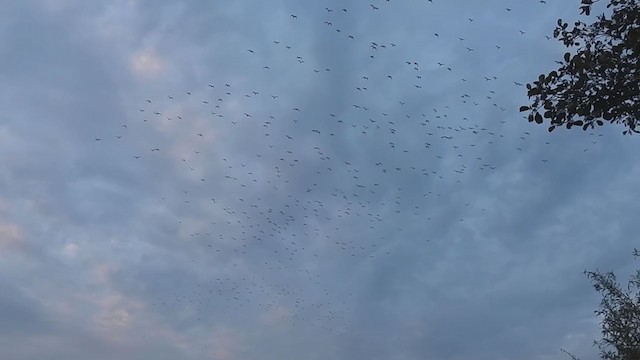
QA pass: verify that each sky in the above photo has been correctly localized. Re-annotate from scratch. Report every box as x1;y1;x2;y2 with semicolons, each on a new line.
0;0;639;359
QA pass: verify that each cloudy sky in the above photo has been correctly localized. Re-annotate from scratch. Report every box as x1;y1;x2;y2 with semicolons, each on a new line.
1;0;638;359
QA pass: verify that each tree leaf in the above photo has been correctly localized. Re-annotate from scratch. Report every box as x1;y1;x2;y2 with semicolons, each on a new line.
535;112;543;124
523;0;637;135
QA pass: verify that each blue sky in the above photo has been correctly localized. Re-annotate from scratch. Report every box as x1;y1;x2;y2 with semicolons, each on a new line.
0;1;638;359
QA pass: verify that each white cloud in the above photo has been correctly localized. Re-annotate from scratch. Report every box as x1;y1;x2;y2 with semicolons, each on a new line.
130;48;165;80
0;221;24;252
62;242;80;258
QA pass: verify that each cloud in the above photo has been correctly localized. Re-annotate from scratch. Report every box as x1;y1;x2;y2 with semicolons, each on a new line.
0;221;23;252
0;279;52;336
61;242;80;258
260;304;292;326
208;327;246;360
0;1;637;360
130;48;165;80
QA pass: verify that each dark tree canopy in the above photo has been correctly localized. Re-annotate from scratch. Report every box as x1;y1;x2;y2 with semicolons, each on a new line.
585;249;640;360
521;0;640;134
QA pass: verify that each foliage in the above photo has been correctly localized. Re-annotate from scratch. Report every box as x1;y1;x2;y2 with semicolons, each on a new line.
520;0;640;134
584;249;640;359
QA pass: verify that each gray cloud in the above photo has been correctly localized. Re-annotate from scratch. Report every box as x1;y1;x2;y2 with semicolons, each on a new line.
0;1;636;359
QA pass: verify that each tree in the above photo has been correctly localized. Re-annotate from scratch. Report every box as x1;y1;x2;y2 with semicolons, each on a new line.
520;0;640;134
584;249;640;359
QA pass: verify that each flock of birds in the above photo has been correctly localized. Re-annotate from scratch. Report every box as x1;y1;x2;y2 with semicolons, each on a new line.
94;0;604;341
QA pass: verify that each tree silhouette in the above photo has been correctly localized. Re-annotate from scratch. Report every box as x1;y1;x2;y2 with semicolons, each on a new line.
520;0;640;134
584;249;640;359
